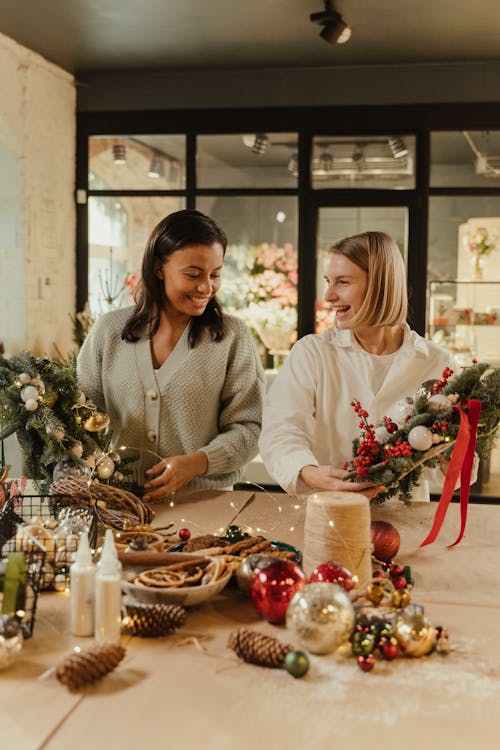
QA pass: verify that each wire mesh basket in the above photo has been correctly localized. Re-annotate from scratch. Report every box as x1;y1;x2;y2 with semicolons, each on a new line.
1;495;98;636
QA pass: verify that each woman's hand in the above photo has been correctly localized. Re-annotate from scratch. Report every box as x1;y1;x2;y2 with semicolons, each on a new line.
143;451;208;502
300;465;385;500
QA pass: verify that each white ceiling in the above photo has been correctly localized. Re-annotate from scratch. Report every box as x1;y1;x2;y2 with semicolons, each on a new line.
1;0;500;74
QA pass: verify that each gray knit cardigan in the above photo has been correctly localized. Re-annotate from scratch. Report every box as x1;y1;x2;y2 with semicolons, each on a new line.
77;307;266;489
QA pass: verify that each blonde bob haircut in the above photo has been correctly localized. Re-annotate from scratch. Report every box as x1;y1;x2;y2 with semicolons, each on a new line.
330;231;408;328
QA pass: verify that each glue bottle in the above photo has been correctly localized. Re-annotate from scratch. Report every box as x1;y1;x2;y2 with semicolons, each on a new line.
70;530;96;636
95;528;123;644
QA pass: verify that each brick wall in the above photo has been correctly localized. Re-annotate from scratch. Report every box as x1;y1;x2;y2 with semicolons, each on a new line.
0;33;76;357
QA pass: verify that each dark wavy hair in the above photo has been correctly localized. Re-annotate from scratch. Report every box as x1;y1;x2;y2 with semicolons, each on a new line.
121;209;227;347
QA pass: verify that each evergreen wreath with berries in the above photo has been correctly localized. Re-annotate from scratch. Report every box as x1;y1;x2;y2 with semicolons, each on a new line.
0;352;110;493
343;362;500;505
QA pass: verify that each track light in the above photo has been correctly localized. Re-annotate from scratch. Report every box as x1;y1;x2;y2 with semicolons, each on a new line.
287;153;299;174
148;154;164;178
388;137;409;159
168;159;180;184
112;144;126;165
352;145;364;163
242;133;270;155
319;152;334;171
310;1;351;45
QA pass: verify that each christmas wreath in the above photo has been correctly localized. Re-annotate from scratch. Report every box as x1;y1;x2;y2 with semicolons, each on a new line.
343;362;500;506
0;352;110;493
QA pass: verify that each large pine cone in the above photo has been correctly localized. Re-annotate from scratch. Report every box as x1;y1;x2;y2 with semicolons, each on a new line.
56;643;126;690
228;627;293;668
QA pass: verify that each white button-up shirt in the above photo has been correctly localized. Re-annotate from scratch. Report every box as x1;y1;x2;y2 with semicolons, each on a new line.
259;325;458;496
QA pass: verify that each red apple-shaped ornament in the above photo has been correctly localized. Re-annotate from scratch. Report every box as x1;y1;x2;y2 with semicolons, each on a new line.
309;561;355;592
370;521;400;563
248;560;307;625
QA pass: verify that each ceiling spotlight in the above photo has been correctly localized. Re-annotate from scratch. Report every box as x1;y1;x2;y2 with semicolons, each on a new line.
148;155;164;178
310;1;351;45
388;137;409;159
242;133;269;155
112;144;126;165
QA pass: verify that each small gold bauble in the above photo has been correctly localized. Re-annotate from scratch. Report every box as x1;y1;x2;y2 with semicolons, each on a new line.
83;412;110;432
366;583;385;604
394;613;436;657
43;389;58;408
392;590;411;608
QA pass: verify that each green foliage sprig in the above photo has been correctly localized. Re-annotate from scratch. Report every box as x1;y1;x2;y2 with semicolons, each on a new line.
343;362;500;505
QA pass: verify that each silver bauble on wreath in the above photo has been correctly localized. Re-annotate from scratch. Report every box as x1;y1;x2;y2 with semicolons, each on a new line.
52;460;92;483
408;425;433;451
96;455;115;479
20;385;39;403
416;379;439;399
427;393;453;418
375;425;391;443
286;582;355;655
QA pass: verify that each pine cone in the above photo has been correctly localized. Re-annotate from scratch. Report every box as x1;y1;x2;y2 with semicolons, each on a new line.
122;602;187;637
56;643;126;690
228;627;293;668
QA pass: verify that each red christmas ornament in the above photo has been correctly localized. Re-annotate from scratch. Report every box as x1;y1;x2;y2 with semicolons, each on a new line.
179;528;191;542
357;654;375;672
309;561;355;592
392;575;407;590
370;521;401;563
381;642;399;660
248;560;306;625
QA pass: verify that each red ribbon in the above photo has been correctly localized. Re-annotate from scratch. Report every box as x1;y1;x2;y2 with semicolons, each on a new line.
420;399;482;548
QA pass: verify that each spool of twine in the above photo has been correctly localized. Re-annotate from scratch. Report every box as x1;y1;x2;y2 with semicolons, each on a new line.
303;491;372;587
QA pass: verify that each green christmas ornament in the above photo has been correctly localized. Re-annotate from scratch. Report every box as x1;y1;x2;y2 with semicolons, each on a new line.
283;650;310;678
351;631;376;657
224;525;248;543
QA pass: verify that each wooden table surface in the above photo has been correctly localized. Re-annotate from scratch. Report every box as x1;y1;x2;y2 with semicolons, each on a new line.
2;489;500;750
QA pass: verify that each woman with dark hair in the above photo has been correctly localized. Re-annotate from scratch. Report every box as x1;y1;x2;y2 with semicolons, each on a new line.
77;209;265;500
259;231;467;499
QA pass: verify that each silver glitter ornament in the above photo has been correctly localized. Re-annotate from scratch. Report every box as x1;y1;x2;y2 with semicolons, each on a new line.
286;582;355;655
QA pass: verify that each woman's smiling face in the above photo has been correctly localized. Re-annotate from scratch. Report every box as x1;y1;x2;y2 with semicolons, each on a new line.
324;252;368;329
157;242;224;320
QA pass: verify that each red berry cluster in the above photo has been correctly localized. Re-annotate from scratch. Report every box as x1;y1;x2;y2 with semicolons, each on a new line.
383;440;413;458
350;400;381;478
432;420;448;433
432;367;454;393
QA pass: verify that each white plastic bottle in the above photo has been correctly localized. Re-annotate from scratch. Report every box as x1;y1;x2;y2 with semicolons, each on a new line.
95;528;123;644
70;530;96;636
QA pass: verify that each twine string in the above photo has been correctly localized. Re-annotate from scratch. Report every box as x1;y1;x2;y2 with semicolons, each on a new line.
303;491;372;586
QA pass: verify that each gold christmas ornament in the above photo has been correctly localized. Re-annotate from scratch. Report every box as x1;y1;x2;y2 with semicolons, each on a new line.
394;612;436;657
42;389;58;408
392;589;411;609
83;412;110;432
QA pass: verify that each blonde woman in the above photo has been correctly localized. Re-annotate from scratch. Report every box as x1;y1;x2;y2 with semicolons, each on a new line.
259;231;459;498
